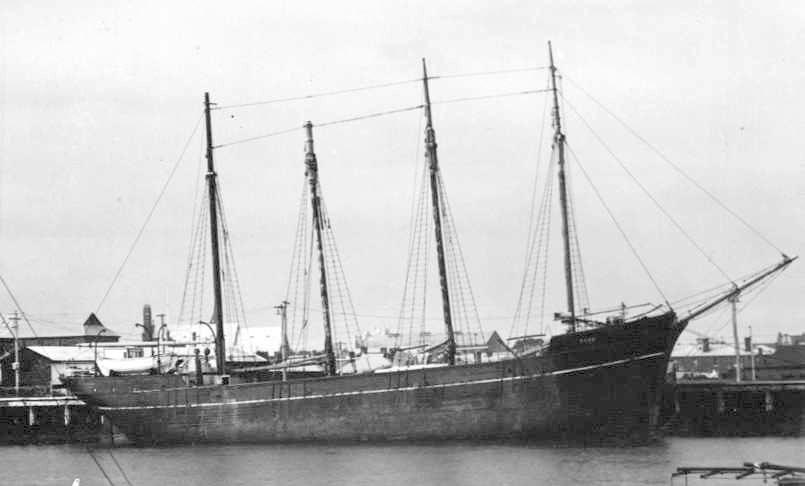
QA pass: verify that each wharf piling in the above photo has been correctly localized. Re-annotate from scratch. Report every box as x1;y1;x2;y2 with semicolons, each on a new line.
664;380;805;436
0;396;104;443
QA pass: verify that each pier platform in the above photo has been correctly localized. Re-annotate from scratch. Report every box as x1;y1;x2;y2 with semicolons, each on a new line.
0;394;105;443
664;380;805;436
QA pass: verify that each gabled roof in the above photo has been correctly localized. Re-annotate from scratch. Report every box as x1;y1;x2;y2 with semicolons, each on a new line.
82;313;119;337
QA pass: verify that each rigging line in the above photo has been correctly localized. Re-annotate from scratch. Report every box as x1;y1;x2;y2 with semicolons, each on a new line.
702;270;783;339
213;126;301;149
96;112;204;313
86;448;117;486
213;78;421;110
107;450;135;486
565;142;670;306
432;89;551;106
561;93;734;284
317;104;424;128
397;105;425;342
562;74;786;256
216;105;424;150
671;262;779;309
0;273;36;337
430;66;549;80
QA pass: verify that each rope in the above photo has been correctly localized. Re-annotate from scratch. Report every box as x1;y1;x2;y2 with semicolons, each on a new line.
215;105;423;150
430;66;548;80
396;107;425;349
96;113;203;313
0;274;36;337
108;450;134;486
86;448;116;486
317;105;424;128
214;66;548;111
561;93;734;284
213;126;301;149
213;78;421;110
433;89;551;106
563;74;786;257
565;142;670;305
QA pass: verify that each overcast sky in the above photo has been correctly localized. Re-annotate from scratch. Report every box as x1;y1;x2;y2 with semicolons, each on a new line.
0;1;802;346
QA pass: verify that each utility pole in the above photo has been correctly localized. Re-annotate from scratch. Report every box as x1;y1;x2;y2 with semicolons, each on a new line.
274;300;290;381
749;325;757;381
10;311;21;395
156;313;166;373
729;292;742;383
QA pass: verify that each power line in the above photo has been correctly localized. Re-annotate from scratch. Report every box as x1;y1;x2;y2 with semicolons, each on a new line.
96;113;204;313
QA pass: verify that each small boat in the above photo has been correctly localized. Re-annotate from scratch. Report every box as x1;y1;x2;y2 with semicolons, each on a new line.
96;354;181;376
673;462;805;485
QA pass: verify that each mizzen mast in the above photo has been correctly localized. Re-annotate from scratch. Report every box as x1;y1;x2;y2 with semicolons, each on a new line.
204;92;227;375
422;58;457;365
304;121;337;376
548;42;578;333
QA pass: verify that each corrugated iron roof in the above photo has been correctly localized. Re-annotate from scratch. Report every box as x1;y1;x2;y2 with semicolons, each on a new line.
26;346;96;362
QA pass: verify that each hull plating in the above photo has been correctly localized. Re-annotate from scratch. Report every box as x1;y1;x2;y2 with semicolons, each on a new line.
65;313;681;444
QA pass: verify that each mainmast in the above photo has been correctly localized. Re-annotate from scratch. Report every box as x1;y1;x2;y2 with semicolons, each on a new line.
422;58;457;365
304;122;337;376
204;92;227;375
548;42;577;333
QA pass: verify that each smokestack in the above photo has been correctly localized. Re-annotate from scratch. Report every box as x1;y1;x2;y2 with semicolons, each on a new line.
142;304;155;341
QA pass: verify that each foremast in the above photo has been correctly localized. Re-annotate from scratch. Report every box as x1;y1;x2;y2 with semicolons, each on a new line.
422;58;457;365
548;42;578;333
204;92;227;375
304;122;337;376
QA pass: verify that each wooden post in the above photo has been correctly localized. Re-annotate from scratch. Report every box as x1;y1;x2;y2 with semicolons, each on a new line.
204;92;227;375
421;58;456;365
304;122;336;376
729;293;742;382
548;42;577;331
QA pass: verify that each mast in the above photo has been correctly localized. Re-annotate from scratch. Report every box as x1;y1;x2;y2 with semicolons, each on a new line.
421;58;456;365
304;121;337;376
548;41;577;333
204;92;227;375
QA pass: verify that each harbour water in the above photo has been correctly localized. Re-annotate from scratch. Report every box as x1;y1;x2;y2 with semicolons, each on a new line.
3;437;802;486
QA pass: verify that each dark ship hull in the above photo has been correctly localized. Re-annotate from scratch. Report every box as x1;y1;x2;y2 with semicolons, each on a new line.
64;312;684;444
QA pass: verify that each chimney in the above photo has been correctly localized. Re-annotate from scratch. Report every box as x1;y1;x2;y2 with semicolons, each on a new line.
142;304;155;341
